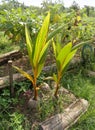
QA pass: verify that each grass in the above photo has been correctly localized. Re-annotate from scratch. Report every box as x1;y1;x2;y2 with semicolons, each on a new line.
61;68;95;130
0;31;19;55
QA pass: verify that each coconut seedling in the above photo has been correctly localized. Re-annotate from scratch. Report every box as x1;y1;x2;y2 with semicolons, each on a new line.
52;39;94;98
13;12;50;100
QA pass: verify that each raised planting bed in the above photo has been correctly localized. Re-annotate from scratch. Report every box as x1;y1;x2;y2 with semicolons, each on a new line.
39;98;88;130
0;82;88;130
0;71;89;129
0;51;89;129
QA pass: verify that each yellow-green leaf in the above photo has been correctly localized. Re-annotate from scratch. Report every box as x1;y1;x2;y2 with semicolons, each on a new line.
36;42;50;77
62;49;77;71
13;65;34;84
25;25;33;66
53;73;58;82
33;12;50;66
77;16;81;22
56;42;61;56
52;40;56;57
38;41;50;63
37;62;44;77
72;40;92;51
56;42;72;69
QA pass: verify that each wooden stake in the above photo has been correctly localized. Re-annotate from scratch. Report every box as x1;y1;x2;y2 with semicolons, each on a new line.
8;60;14;97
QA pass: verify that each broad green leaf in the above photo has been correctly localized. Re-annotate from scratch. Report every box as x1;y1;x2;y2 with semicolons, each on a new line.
62;49;77;71
33;12;50;66
25;25;33;66
72;39;93;51
56;42;72;69
36;42;50;77
37;47;48;77
13;66;34;84
38;41;50;63
37;61;45;78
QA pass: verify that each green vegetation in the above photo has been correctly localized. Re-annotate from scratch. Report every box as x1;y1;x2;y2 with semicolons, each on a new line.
52;41;78;97
0;81;31;130
13;12;51;100
0;0;95;129
0;32;19;55
62;70;95;130
1;68;95;129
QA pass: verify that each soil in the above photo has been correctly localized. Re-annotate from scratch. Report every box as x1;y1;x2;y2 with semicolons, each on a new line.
0;55;28;77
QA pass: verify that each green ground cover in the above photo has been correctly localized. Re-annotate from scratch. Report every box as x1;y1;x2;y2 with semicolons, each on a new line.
0;32;19;55
0;68;95;130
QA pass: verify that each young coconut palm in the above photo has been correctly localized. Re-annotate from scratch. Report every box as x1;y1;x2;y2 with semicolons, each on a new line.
52;40;92;98
13;12;50;100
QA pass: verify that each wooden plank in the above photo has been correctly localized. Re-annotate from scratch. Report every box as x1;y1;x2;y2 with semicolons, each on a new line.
39;99;89;130
0;50;22;65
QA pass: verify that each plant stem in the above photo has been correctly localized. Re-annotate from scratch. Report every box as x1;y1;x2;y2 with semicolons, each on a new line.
54;82;59;98
33;88;38;100
54;73;61;98
33;70;38;100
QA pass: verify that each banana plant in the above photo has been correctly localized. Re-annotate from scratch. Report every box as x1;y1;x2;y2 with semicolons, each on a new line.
13;12;50;100
52;40;91;98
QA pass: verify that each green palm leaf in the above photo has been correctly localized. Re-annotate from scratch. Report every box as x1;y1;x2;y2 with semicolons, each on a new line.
25;25;33;66
13;66;34;84
36;42;50;77
56;42;72;70
33;12;50;67
38;41;50;63
62;49;77;71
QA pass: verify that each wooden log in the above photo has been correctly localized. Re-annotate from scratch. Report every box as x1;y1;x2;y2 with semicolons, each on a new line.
0;76;9;89
86;70;95;76
0;73;26;89
0;50;22;65
0;49;80;66
39;99;89;130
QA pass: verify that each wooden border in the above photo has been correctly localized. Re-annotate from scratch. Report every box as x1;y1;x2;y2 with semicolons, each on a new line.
39;99;89;130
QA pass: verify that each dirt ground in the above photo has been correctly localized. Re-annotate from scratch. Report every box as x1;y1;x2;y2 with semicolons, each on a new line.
0;53;54;77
